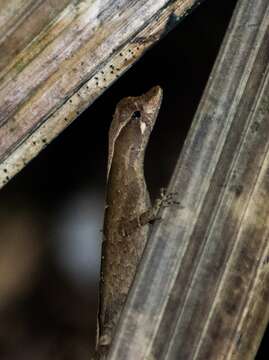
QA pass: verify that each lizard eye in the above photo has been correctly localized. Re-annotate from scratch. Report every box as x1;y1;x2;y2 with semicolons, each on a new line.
132;111;141;119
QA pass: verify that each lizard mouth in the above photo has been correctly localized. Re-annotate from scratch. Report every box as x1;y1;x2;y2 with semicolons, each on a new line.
145;85;163;104
142;86;163;115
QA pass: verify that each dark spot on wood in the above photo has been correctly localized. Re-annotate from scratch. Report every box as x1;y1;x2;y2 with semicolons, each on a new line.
209;313;224;341
230;184;243;197
251;121;260;132
32;141;36;145
231;274;243;288
263;255;269;265
223;298;239;316
3;169;7;173
261;282;269;302
233;170;237;176
236;333;243;348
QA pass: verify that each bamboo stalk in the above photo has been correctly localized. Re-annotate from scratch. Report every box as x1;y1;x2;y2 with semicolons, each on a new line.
0;0;201;188
108;0;269;359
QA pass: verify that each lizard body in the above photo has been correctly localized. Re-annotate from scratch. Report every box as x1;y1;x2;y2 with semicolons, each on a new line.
96;86;163;358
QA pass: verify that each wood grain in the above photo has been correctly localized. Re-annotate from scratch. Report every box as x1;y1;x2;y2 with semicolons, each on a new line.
108;0;269;359
0;0;201;188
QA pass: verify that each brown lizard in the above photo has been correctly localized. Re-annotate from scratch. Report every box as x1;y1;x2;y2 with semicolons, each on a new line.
95;86;163;359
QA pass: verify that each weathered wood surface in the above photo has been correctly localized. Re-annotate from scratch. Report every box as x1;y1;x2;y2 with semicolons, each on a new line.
0;0;201;188
108;0;269;359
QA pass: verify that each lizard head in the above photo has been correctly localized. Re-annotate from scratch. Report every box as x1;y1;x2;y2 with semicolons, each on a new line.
107;86;163;179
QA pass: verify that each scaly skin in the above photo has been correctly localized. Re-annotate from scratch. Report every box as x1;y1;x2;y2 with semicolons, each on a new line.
96;86;163;359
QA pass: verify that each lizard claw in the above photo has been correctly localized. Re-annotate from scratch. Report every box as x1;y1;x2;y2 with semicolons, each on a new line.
158;188;180;207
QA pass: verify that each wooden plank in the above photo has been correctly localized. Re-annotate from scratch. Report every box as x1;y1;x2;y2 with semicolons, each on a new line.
0;0;202;188
108;0;269;359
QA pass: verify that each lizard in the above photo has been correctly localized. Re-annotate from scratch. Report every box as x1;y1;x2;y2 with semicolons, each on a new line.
95;86;164;359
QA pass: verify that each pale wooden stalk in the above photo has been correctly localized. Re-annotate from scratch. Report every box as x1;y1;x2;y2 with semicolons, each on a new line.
108;0;269;359
0;0;201;188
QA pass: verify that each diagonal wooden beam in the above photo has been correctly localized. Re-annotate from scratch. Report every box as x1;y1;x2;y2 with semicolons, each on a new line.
108;0;269;359
0;0;202;188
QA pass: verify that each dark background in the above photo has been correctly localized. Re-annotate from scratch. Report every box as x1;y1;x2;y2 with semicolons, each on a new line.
0;0;267;358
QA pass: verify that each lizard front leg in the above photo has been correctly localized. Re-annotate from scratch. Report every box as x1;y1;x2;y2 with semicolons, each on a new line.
118;189;180;237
